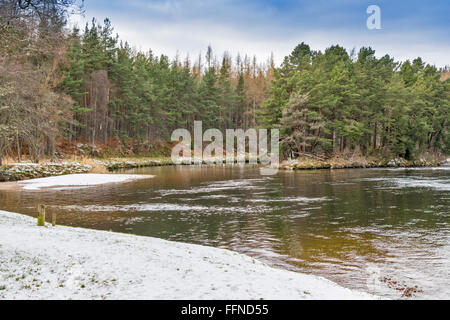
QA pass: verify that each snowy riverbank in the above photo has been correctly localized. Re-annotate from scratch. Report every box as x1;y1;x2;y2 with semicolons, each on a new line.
0;210;377;300
17;174;155;190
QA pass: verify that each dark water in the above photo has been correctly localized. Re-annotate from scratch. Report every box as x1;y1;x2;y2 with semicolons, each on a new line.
1;165;449;299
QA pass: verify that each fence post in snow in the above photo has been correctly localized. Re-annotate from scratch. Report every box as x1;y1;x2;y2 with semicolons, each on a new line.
37;204;46;227
52;211;57;227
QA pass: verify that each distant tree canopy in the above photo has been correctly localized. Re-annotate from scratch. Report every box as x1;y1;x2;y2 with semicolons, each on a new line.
0;6;448;164
0;0;78;164
0;0;83;23
0;11;274;162
262;43;449;159
60;19;273;147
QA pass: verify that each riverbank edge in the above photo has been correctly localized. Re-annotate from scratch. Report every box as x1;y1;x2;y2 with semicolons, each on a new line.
1;155;447;182
0;210;378;300
280;155;447;171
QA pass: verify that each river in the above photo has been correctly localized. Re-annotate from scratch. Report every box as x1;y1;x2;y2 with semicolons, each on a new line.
0;165;448;299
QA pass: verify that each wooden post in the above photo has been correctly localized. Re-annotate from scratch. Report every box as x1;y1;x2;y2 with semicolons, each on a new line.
37;204;46;227
52;211;57;227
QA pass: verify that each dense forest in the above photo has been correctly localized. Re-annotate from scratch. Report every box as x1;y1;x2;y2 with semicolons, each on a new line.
0;0;449;165
61;20;274;147
266;44;450;159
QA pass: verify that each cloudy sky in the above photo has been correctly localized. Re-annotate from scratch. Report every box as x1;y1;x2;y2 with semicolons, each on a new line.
71;0;450;67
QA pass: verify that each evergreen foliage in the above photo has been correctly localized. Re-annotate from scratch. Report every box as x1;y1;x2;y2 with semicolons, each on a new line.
0;2;448;162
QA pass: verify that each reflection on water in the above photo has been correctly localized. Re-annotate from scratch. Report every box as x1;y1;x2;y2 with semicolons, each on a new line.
0;165;449;299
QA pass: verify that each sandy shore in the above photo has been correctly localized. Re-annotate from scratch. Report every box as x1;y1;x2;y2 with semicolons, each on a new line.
0;210;378;300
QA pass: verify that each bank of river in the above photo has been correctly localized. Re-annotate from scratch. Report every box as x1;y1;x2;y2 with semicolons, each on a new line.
0;210;376;300
0;155;446;182
0;165;448;299
0;162;92;182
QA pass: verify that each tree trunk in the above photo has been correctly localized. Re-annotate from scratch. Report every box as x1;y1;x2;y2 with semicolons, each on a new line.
16;131;21;163
373;123;378;150
387;120;391;149
333;130;338;154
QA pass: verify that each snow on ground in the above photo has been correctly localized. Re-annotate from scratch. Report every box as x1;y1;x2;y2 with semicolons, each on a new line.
18;174;155;190
0;211;378;300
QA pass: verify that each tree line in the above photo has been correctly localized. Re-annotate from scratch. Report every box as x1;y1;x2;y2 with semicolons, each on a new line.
0;0;77;164
0;0;448;164
263;43;449;159
61;19;275;150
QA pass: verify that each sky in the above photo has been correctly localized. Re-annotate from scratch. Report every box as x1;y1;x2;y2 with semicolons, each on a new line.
70;0;450;68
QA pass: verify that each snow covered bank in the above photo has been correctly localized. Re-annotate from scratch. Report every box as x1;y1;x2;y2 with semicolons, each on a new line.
18;174;154;190
0;162;91;182
0;211;377;300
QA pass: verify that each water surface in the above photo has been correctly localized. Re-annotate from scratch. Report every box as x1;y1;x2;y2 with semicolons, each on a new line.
0;165;448;299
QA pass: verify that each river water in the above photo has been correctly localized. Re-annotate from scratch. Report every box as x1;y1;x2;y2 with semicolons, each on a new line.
0;165;449;299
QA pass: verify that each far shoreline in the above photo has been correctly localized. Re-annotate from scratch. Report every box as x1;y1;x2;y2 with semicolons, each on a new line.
0;154;448;184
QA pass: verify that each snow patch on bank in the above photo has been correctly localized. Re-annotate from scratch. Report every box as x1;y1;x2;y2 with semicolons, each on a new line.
0;211;378;300
18;174;154;190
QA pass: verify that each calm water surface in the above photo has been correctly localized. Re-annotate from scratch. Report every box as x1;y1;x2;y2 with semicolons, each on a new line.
1;166;449;299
